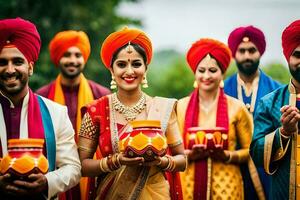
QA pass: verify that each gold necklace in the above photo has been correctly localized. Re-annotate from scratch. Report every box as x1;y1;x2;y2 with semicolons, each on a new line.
112;93;146;121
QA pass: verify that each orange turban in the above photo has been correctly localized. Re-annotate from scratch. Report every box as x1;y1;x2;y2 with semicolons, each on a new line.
186;38;232;73
101;27;152;68
49;30;90;66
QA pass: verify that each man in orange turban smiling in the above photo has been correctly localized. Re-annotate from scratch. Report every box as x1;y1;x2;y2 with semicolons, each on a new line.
36;30;110;200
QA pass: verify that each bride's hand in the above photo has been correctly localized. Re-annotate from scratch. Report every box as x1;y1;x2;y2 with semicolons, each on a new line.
119;153;144;166
143;156;165;167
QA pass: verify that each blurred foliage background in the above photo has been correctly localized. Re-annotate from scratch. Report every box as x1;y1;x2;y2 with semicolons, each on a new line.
0;0;141;90
0;0;290;100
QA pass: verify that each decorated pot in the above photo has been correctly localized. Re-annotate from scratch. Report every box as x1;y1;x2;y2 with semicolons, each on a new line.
119;120;167;161
0;139;49;180
186;127;228;149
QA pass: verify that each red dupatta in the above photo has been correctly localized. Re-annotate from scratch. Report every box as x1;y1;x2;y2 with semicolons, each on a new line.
84;95;183;200
183;88;229;200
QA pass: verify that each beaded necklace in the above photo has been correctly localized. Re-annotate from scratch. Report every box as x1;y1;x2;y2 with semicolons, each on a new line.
112;93;146;121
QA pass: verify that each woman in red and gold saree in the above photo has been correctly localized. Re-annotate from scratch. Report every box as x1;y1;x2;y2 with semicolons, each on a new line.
177;38;253;200
78;27;186;200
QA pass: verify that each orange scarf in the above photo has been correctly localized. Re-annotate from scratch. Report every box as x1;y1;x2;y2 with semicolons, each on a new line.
48;73;94;200
49;74;93;139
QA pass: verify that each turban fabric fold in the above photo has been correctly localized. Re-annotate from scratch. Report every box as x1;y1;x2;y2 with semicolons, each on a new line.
101;27;152;68
0;17;41;63
49;30;90;66
228;25;266;57
282;19;300;61
186;38;232;73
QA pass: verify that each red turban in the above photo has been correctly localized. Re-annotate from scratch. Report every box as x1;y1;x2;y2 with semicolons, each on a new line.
282;19;300;61
0;17;41;63
101;27;152;68
228;25;266;58
49;30;90;66
186;38;232;73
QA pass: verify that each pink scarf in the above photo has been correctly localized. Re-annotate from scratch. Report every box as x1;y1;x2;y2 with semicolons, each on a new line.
0;89;45;157
27;89;45;139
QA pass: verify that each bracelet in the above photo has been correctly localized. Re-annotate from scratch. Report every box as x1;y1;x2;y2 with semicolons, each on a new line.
99;157;111;173
163;155;176;171
116;153;121;167
225;151;232;164
157;158;162;166
107;154;122;171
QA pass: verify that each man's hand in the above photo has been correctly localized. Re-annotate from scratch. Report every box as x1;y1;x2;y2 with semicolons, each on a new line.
280;105;300;136
0;173;15;196
8;173;48;197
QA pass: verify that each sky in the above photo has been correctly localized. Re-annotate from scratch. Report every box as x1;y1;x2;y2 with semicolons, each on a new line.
118;0;300;65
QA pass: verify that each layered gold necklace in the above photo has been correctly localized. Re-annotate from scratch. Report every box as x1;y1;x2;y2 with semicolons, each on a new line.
112;93;146;121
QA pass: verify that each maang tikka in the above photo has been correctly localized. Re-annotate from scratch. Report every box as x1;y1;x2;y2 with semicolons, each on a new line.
126;41;133;54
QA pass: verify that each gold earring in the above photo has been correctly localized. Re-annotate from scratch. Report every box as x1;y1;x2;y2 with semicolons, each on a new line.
219;80;224;88
110;76;117;90
193;81;198;88
142;76;148;88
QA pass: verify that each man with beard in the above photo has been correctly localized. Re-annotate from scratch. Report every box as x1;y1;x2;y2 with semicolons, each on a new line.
36;30;110;200
225;25;281;114
0;18;81;199
224;25;282;200
251;19;300;200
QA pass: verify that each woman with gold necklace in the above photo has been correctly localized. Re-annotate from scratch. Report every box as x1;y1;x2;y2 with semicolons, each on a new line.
78;27;186;200
177;38;253;200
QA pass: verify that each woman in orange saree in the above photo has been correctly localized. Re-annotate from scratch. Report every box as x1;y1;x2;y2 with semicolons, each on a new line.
78;27;186;200
177;38;253;200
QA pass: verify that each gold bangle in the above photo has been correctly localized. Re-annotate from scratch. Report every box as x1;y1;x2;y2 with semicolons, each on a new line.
225;151;232;164
102;157;111;172
163;155;176;171
99;159;104;172
170;157;176;171
165;156;172;170
116;153;121;167
99;158;110;173
157;159;162;166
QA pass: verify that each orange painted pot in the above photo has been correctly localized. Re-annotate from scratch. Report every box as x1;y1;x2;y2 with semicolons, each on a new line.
186;127;228;149
0;139;49;180
119;120;167;161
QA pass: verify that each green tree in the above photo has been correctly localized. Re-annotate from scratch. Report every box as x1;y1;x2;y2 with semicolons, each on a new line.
0;0;140;90
261;62;289;84
146;50;194;99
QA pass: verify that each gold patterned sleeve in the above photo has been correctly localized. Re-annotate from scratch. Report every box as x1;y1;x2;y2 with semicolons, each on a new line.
78;112;100;158
165;107;183;148
232;103;253;163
